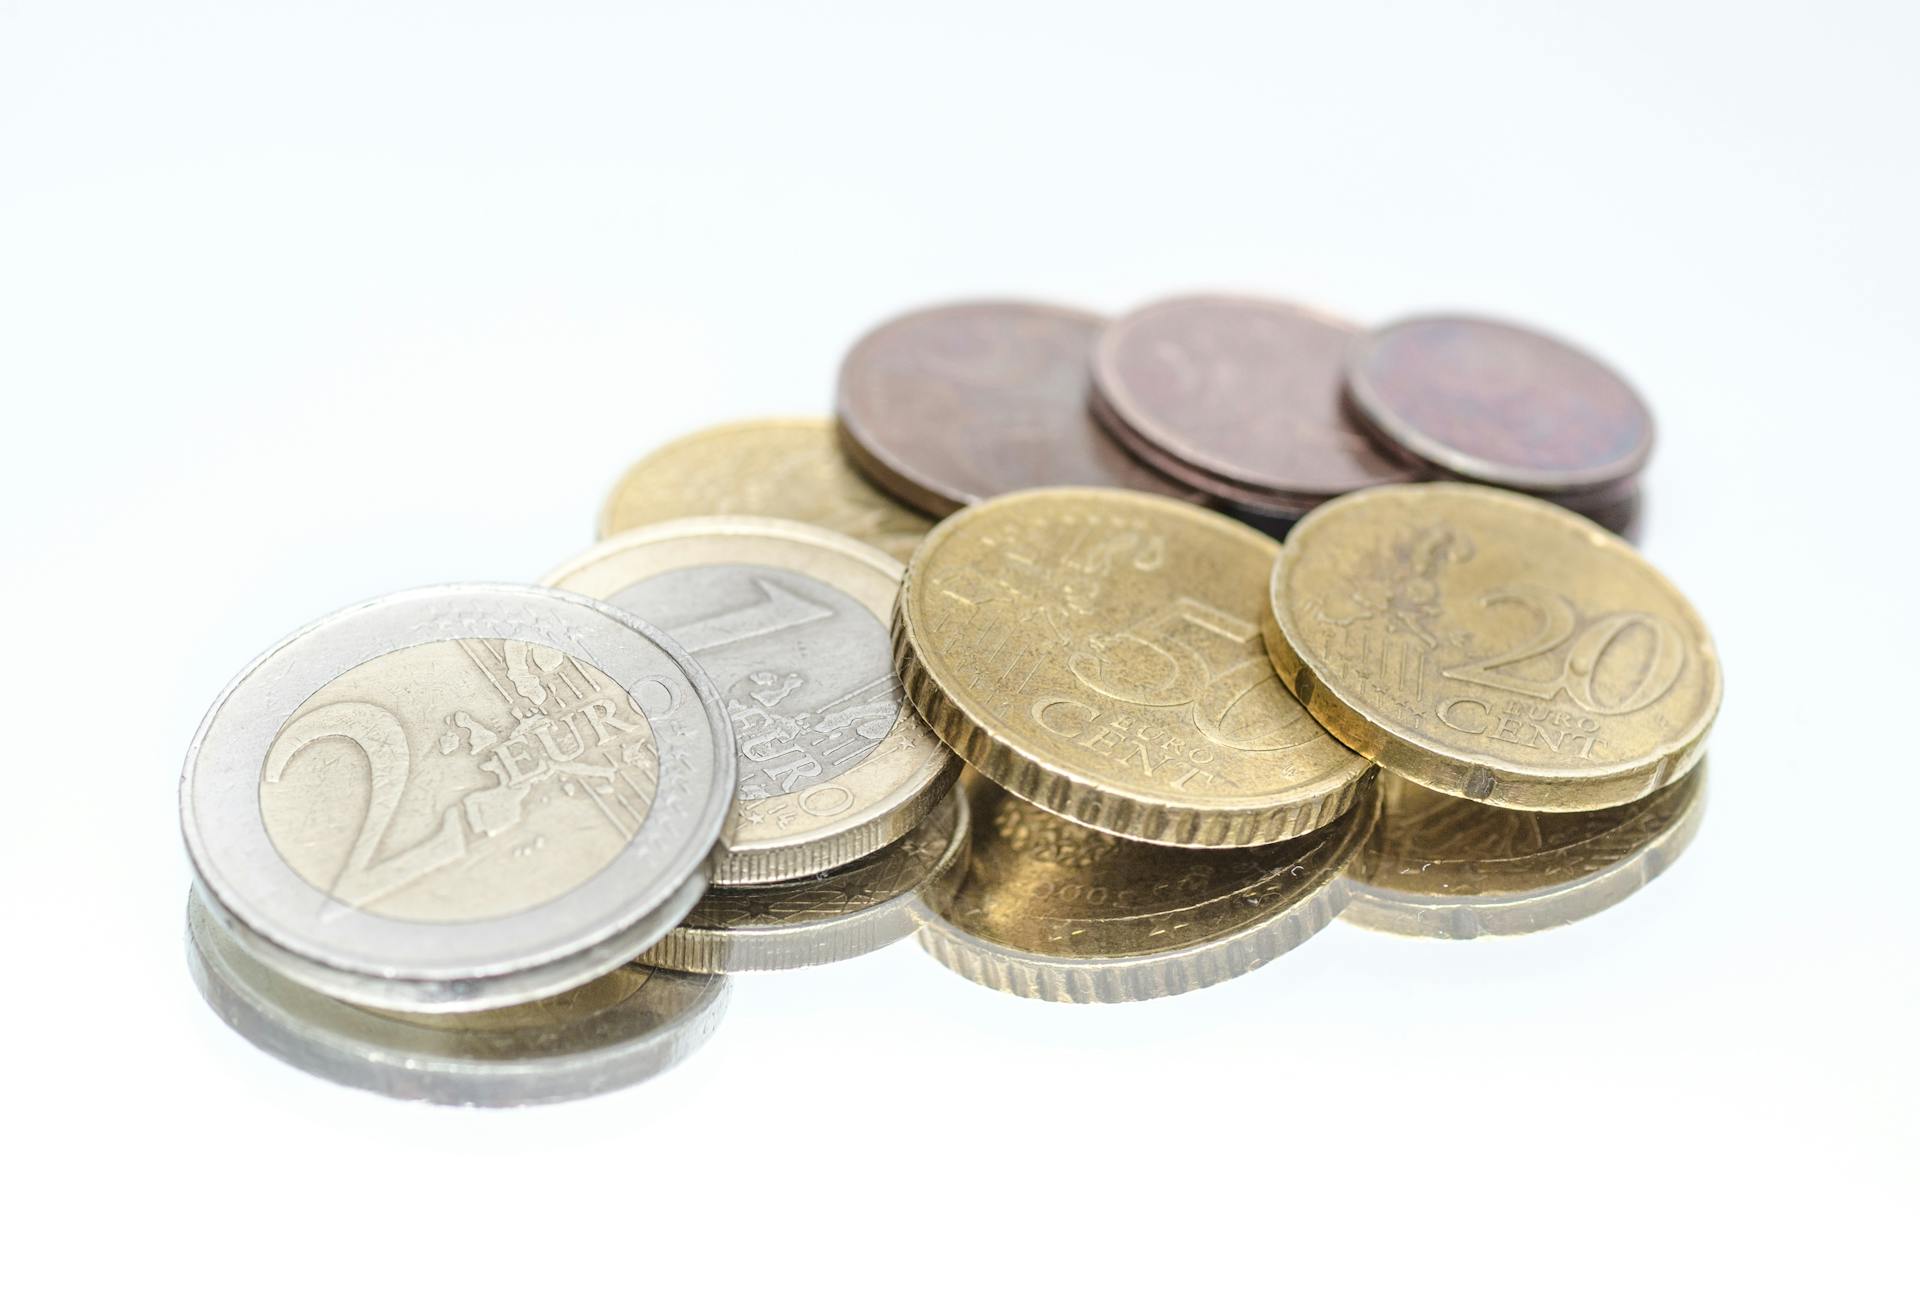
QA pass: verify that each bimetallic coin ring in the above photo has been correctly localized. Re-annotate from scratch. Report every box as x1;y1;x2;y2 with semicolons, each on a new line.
180;584;736;1012
547;517;961;883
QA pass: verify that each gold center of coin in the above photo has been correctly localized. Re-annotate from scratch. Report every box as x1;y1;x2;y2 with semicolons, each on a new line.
259;638;658;923
899;490;1367;843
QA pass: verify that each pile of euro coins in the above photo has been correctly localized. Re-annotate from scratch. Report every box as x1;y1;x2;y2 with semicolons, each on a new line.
180;291;1718;1105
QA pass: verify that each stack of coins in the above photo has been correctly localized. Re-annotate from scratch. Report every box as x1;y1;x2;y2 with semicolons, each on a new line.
181;287;1717;1102
836;294;1652;537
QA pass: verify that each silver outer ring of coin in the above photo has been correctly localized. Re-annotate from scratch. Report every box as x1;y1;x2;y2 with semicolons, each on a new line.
1341;766;1708;940
180;583;737;1012
544;516;961;885
1344;314;1654;497
642;784;970;973
186;891;728;1107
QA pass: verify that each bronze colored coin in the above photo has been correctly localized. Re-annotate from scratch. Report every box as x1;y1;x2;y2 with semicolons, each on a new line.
597;416;935;562
1343;763;1705;939
1091;294;1422;509
641;785;970;974
835;300;1197;516
1266;484;1719;812
1089;382;1312;525
1346;315;1654;496
895;488;1372;847
913;773;1371;1003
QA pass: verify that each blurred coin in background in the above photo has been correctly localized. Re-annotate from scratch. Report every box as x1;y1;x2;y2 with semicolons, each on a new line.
1344;314;1653;499
835;300;1197;515
1092;294;1422;516
599;416;934;563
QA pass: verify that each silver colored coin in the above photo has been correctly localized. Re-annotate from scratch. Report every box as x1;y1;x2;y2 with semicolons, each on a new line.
186;891;727;1107
642;784;970;973
180;584;736;1012
547;518;960;884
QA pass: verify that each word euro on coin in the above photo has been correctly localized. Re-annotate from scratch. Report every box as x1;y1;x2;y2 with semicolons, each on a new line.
894;488;1370;847
548;517;961;883
1266;484;1719;811
597;416;935;563
187;891;727;1106
641;784;969;974
1091;294;1420;518
180;584;735;1012
835;300;1197;516
913;775;1370;1003
1345;315;1653;498
1341;763;1706;939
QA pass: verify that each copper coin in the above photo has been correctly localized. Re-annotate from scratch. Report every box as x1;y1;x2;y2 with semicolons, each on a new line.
1088;382;1313;524
1345;314;1654;496
1091;294;1423;508
835;300;1196;516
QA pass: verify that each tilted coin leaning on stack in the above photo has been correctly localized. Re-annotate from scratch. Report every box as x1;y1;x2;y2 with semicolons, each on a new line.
180;291;1720;1104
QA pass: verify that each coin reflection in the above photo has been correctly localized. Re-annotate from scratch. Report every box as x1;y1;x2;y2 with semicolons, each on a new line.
1342;762;1706;939
914;774;1373;1003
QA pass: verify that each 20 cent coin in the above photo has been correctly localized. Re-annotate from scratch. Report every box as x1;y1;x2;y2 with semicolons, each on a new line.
1265;484;1719;811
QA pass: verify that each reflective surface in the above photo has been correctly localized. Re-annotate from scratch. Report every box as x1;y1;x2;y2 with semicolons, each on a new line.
186;891;728;1106
1344;763;1706;938
914;774;1372;1002
643;785;969;973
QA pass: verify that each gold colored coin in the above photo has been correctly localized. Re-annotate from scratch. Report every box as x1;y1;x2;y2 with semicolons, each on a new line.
641;785;969;974
597;417;936;562
1266;484;1719;811
894;488;1371;847
913;773;1372;1003
1342;763;1706;939
548;517;960;883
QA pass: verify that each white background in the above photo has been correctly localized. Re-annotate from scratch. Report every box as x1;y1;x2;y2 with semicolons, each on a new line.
4;2;1914;1294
